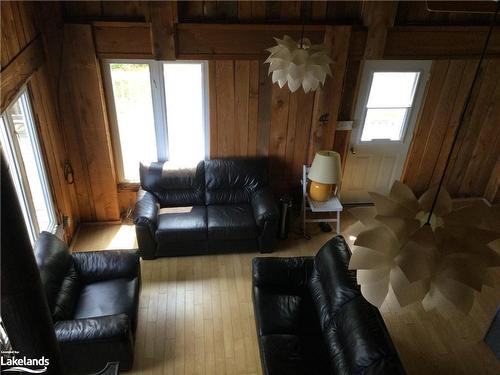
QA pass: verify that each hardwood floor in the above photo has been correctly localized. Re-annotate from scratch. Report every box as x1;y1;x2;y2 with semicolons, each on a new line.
71;211;500;375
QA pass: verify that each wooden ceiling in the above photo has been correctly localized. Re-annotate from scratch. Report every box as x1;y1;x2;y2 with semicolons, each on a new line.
62;1;498;25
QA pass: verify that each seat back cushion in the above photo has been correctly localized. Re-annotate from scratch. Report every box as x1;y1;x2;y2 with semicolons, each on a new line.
204;158;268;205
308;236;405;374
140;161;205;207
34;232;80;321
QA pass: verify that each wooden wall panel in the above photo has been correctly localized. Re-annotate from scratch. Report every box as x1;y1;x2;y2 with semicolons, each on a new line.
210;60;262;159
403;59;500;202
447;59;500;198
29;67;80;239
60;24;120;222
209;59;316;189
384;27;500;59
1;1;79;241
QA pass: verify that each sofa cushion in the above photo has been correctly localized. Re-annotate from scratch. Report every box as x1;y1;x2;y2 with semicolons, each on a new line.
34;231;79;321
74;278;140;330
259;334;331;375
207;204;258;240
309;236;404;374
140;161;205;207
156;206;207;243
204;159;268;205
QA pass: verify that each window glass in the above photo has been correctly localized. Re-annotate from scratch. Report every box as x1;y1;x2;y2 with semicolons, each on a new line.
367;72;419;108
361;108;408;141
109;63;157;181
361;72;420;142
163;63;205;167
1;92;57;242
106;61;208;182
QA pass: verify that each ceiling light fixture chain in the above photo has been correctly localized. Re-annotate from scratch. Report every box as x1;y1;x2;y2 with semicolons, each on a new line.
426;2;499;225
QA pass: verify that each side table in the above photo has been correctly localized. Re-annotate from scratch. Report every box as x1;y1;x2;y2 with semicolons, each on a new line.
302;165;343;237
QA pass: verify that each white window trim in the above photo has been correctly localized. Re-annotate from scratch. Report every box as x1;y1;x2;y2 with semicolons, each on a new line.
354;60;431;146
102;59;209;183
0;88;58;243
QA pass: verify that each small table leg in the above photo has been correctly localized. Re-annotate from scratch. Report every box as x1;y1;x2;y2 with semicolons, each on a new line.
336;211;340;234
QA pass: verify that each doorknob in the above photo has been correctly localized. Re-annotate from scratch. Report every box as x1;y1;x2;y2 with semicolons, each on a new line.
350;147;357;155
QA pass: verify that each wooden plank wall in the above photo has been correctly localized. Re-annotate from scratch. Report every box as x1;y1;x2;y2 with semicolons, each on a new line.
403;59;500;202
59;24;121;222
208;59;328;189
47;1;500;210
0;1;79;241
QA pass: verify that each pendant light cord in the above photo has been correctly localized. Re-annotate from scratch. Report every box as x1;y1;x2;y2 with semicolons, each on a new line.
299;17;305;48
426;2;499;224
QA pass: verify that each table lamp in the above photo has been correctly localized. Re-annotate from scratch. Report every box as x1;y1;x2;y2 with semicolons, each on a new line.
308;150;342;201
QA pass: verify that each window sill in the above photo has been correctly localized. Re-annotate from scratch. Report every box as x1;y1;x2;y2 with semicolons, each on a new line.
117;182;140;192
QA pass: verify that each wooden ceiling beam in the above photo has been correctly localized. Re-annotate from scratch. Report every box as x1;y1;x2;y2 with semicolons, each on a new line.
90;21;500;61
149;1;177;60
362;0;398;59
384;26;500;59
0;36;45;112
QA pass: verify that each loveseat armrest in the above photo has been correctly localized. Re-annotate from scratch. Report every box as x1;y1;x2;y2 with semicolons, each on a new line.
134;188;159;231
252;256;314;291
54;314;131;343
251;187;279;228
72;250;140;284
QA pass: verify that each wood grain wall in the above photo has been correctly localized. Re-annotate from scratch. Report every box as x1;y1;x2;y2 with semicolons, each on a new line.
403;59;500;202
59;24;121;222
208;59;318;188
1;1;79;241
5;0;497;227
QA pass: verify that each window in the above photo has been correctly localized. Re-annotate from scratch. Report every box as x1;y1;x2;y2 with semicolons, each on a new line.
1;90;57;244
104;60;208;182
359;68;422;142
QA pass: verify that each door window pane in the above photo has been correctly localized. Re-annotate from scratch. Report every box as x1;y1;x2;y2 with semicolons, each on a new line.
361;71;420;142
361;108;408;141
367;72;419;107
1;92;57;243
109;63;157;181
163;63;205;167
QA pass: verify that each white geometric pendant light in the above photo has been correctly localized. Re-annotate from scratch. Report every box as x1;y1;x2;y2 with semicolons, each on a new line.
264;35;333;93
347;181;500;314
347;4;500;315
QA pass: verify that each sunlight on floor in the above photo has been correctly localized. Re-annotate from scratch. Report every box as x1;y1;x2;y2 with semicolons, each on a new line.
70;223;137;252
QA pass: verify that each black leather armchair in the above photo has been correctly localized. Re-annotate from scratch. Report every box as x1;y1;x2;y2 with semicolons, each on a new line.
252;236;405;375
134;159;279;259
34;232;140;374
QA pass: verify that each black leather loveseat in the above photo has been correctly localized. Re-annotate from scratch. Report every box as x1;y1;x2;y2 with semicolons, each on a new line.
34;232;140;374
252;236;405;375
134;159;279;259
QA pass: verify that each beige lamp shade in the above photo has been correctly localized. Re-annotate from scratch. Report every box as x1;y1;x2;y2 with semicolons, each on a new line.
308;151;342;184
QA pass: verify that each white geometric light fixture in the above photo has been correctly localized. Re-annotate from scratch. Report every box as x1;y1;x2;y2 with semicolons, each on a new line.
347;5;500;315
347;182;500;315
264;35;333;93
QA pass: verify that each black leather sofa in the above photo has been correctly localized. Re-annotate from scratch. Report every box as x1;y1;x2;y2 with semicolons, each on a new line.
34;232;140;374
252;236;405;375
134;159;279;259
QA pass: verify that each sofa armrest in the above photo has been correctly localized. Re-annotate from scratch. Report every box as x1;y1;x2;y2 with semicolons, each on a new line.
72;250;140;284
251;188;279;228
54;314;131;343
252;256;314;290
134;188;159;232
